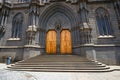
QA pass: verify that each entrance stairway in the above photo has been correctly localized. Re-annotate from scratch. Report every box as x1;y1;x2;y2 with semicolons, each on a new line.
8;55;112;72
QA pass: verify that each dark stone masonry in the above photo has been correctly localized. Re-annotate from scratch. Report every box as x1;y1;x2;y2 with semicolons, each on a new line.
0;0;120;65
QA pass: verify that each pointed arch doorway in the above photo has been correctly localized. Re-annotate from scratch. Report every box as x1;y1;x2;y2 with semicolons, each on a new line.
46;29;72;55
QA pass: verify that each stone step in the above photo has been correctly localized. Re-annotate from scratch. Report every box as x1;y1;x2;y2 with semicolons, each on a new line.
8;55;110;72
23;60;90;62
25;55;89;61
24;59;90;61
9;68;113;72
13;62;103;65
15;63;101;66
15;61;97;64
10;66;109;70
12;64;106;67
21;61;92;63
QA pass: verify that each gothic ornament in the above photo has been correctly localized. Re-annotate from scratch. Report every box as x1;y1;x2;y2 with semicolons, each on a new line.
0;26;5;40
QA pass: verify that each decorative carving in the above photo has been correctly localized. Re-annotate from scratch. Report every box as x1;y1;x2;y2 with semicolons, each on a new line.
46;12;71;30
24;9;29;14
26;25;37;45
55;21;61;30
0;6;9;39
0;26;5;40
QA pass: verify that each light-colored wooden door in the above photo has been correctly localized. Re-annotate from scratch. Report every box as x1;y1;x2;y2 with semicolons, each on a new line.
60;30;72;54
46;30;57;54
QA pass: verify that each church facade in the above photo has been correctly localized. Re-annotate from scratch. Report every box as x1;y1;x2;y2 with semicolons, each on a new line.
0;0;120;65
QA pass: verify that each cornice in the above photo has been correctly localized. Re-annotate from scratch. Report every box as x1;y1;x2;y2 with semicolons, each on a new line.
87;0;112;4
73;44;120;48
0;45;44;49
0;44;120;49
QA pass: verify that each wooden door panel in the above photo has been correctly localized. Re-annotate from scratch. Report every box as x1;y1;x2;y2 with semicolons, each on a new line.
46;30;56;54
60;30;72;54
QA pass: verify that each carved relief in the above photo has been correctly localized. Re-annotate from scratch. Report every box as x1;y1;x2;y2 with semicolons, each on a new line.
46;12;71;31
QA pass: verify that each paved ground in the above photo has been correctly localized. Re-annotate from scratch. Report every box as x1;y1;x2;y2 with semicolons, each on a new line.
0;63;120;80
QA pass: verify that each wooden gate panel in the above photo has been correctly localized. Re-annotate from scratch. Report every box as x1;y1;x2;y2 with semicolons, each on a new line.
60;30;72;54
46;30;56;54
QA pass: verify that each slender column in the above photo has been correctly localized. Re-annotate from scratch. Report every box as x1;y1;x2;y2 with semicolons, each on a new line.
73;31;75;46
77;30;80;44
4;13;8;26
39;31;41;45
15;22;18;38
40;31;42;46
43;31;45;47
92;49;97;61
0;11;3;24
2;10;6;25
75;30;78;45
12;20;16;38
1;11;5;26
72;31;74;46
17;22;20;38
41;32;44;46
57;30;60;54
75;31;77;45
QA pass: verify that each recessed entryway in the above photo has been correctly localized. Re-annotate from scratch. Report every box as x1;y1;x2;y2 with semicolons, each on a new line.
46;29;72;55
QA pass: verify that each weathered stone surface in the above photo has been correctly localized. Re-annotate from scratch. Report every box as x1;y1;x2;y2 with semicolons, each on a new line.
0;0;120;65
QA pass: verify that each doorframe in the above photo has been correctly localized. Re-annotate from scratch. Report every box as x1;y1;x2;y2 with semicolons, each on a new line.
45;29;72;55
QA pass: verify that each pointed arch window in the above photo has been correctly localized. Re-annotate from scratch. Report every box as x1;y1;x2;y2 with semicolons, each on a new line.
95;7;113;37
11;13;23;38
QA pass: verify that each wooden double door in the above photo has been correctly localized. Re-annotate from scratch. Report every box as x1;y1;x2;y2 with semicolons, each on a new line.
46;30;72;55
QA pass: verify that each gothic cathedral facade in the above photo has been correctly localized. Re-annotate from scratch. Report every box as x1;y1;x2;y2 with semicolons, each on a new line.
0;0;120;65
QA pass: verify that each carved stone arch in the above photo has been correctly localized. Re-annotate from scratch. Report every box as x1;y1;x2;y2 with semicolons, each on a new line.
39;3;78;29
12;12;24;24
95;7;109;16
46;12;71;31
39;3;78;50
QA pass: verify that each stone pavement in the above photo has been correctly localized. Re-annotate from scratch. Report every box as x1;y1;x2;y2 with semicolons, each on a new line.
0;63;120;80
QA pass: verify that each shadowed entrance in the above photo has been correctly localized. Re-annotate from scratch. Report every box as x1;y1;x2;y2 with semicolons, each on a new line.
46;30;72;55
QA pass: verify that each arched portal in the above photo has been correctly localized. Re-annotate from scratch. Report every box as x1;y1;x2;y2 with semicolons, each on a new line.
39;3;77;29
39;3;78;55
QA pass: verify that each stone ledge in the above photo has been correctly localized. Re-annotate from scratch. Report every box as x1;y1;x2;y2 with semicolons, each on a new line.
7;38;21;41
0;46;23;48
73;44;120;48
0;45;45;49
98;35;115;39
24;45;41;48
0;44;120;49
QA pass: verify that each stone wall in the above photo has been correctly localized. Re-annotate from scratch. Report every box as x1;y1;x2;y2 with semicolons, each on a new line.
0;48;23;63
0;1;120;65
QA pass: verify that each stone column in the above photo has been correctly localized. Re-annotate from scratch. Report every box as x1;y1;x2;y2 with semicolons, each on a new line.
57;30;60;54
